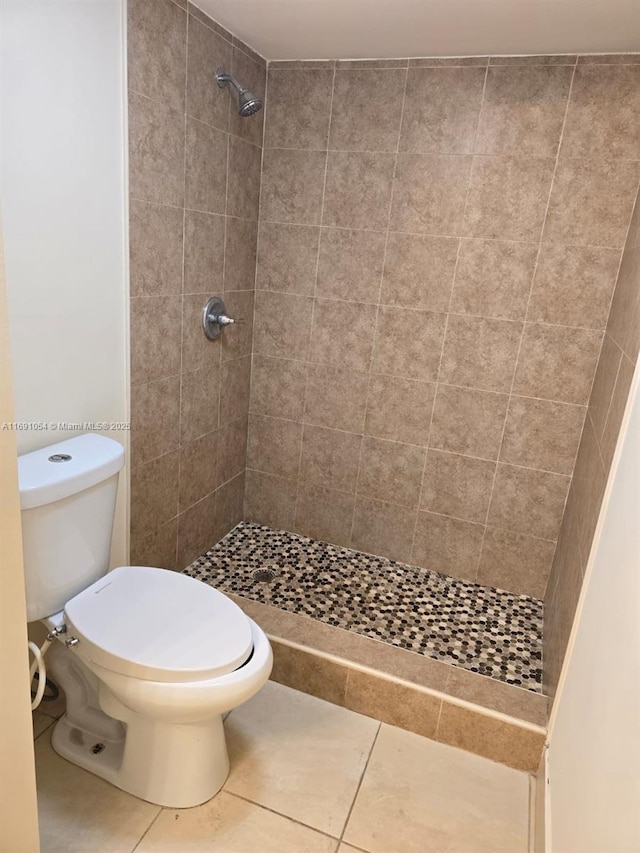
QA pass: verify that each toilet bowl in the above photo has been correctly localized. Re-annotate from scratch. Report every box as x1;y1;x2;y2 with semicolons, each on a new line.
19;435;272;808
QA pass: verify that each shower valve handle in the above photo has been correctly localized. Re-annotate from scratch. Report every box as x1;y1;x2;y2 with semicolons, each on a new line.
202;296;244;340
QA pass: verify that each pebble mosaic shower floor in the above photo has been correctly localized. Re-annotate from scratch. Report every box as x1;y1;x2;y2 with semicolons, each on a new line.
184;522;544;693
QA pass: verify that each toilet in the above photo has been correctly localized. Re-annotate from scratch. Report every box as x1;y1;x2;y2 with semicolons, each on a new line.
19;433;272;808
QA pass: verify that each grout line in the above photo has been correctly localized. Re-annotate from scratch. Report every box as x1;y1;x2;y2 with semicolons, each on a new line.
475;60;578;586
130;807;163;853
222;791;342;844
337;722;382;845
409;63;489;569
173;9;191;571
347;65;410;547
292;65;336;529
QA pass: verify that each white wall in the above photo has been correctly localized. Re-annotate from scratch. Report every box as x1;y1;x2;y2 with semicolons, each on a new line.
547;362;640;852
0;0;129;567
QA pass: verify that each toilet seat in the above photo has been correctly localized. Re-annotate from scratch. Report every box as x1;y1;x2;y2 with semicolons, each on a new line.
63;566;253;683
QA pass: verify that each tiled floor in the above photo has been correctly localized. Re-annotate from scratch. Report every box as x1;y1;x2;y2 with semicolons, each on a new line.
33;681;533;853
185;522;544;692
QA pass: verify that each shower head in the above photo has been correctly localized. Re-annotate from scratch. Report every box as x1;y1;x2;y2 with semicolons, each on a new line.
216;69;263;117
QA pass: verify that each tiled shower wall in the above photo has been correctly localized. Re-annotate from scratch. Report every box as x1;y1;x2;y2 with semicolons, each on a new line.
245;54;640;600
127;0;265;570
544;191;640;698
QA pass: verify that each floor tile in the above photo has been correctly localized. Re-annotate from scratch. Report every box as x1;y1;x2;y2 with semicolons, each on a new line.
35;733;160;853
137;791;338;852
224;681;379;836
32;710;54;739
343;724;529;853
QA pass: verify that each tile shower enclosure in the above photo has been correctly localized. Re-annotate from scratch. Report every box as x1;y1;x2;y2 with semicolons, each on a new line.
127;0;640;698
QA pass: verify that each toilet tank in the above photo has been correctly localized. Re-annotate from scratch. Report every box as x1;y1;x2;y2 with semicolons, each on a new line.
18;434;125;622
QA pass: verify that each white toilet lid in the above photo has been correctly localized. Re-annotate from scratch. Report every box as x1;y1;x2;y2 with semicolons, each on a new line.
64;566;253;683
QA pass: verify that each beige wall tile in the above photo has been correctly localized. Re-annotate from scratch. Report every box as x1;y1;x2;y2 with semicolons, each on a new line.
129;91;185;206
316;227;386;303
350;496;417;563
294;484;355;546
128;0;187;110
244;469;297;529
528;243;621;329
488;463;570;540
463;155;555;242
358;437;426;507
330;68;406;152
412;511;484;580
430;384;509;459
391;153;472;234
185;14;231;131
323;151;396;230
500;396;586;474
176;490;217;568
130;200;184;297
260;148;327;224
543;158;640;247
130;450;180;541
309;299;377;372
561;65;640;160
304;364;369;432
130;296;182;385
256;222;320;295
421;450;495;524
220;356;251;425
183;209;225;294
178;430;218;511
264;68;333;149
491;55;576;66
251;355;308;420
571;415;608;562
400;67;485;154
607;243;640;363
247;414;303;479
214;471;245;537
253;291;313;359
365;374;436;446
600;353;636;470
224;216;258;292
543;501;583;696
299;425;362;493
227;136;262;220
475;66;572;156
130;516;178;570
381;232;458;311
436;702;545;772
513;323;603;404
371;307;447;382
185;118;228;213
440;314;523;392
588;333;624;441
445;666;547;726
450;238;537;321
270;642;348;705
477;527;555;599
218;416;248;486
130;375;181;467
344;670;441;737
180;363;220;442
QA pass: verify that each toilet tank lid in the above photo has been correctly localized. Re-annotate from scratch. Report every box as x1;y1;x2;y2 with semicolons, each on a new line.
18;434;125;510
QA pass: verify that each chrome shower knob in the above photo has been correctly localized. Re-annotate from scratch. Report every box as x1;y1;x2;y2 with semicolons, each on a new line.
202;296;242;340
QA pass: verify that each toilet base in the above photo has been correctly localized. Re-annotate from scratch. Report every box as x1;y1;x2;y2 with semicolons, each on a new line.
51;707;230;808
